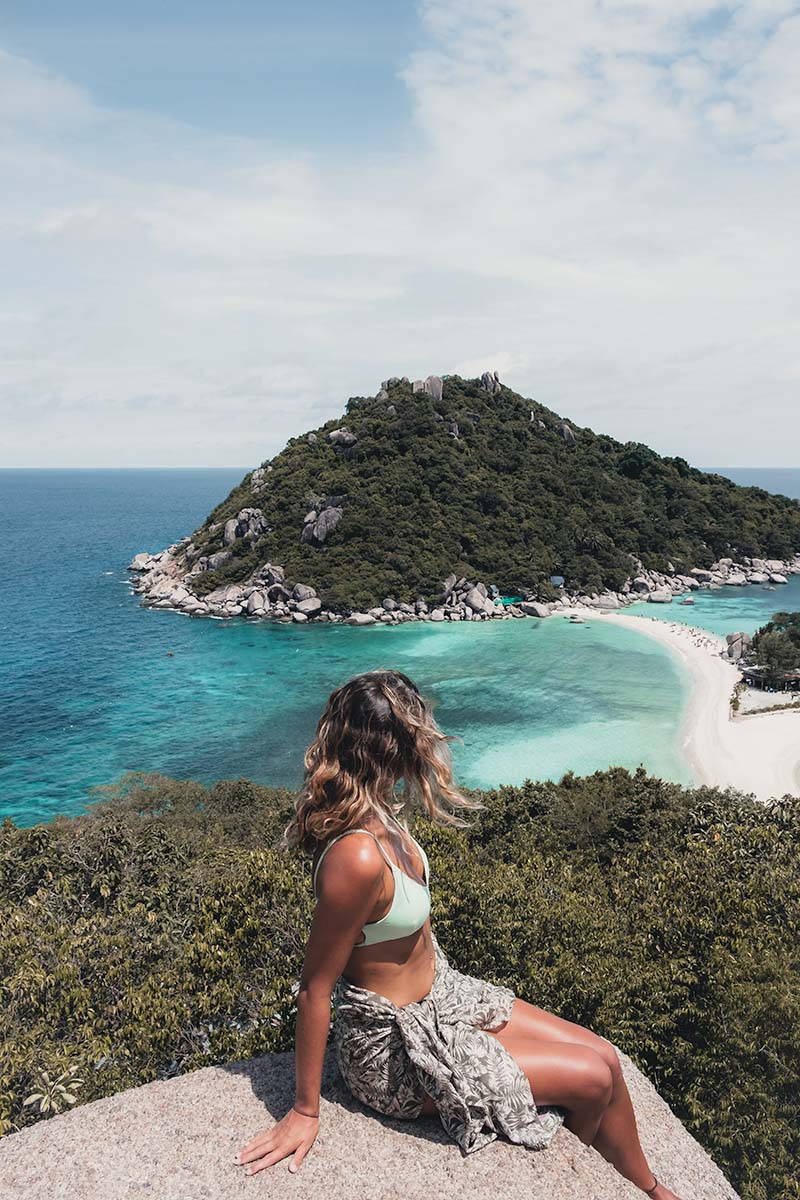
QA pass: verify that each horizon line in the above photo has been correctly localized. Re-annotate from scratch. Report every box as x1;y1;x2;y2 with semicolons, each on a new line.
0;464;797;473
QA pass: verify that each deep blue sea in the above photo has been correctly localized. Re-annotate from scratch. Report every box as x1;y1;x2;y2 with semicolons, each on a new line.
2;466;798;826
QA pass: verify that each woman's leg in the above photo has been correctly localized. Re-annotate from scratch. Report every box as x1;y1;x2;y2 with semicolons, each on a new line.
418;1038;613;1141
483;998;682;1200
494;1035;616;1143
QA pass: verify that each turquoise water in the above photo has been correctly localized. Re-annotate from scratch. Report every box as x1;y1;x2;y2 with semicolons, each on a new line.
1;466;797;826
626;575;800;637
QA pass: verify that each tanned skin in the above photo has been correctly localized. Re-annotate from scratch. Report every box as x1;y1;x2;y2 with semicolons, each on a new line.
235;818;683;1200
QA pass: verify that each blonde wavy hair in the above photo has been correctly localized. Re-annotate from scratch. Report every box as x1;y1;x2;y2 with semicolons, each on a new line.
283;669;484;854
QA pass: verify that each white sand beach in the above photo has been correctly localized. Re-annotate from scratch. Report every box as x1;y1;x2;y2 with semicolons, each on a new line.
571;607;800;803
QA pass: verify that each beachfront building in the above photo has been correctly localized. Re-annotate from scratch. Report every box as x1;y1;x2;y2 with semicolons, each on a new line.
740;664;800;692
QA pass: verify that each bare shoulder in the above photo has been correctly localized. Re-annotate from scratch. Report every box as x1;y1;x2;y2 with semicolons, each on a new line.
314;831;385;902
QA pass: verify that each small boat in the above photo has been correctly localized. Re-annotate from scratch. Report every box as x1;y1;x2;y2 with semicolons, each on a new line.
568;614;585;624
763;585;776;591
679;598;695;605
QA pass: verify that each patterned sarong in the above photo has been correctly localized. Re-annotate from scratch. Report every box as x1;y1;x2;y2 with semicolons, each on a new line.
332;929;565;1155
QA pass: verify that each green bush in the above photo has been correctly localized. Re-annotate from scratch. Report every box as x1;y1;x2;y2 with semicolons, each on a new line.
1;769;798;1200
750;611;800;687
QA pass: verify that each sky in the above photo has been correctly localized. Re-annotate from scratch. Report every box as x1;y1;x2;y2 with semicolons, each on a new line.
2;0;799;468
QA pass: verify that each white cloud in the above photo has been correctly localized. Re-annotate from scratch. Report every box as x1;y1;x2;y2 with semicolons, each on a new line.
2;4;800;467
0;48;92;126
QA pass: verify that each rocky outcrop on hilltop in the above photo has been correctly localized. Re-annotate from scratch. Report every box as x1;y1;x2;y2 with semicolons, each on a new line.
0;1046;739;1200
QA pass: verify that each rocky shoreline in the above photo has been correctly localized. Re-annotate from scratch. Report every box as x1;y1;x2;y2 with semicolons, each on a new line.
127;544;800;628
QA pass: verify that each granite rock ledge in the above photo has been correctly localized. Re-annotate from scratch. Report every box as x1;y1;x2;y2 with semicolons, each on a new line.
0;1047;739;1200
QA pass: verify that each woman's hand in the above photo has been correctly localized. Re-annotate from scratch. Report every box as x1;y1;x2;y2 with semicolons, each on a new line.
235;1107;320;1176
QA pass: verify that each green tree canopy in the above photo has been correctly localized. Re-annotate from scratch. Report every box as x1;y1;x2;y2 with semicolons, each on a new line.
750;611;800;686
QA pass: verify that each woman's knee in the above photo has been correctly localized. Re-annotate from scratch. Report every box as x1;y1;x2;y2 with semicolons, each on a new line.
573;1047;614;1109
541;1044;614;1112
591;1035;623;1083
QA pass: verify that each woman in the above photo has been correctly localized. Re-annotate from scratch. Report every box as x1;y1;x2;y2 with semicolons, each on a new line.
235;669;682;1198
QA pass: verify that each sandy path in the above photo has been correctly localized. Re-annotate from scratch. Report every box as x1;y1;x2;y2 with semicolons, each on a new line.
570;606;800;802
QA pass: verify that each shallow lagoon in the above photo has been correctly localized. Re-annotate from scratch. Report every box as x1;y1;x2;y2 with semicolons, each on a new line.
3;598;691;827
2;466;797;825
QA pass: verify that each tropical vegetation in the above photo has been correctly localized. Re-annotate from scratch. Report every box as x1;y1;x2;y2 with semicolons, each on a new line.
2;770;798;1200
172;375;800;610
749;610;800;687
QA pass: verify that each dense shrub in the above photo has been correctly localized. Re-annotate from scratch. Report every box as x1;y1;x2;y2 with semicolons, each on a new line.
750;611;800;686
1;770;798;1200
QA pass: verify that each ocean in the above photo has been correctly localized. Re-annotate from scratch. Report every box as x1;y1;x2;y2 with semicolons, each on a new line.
2;466;798;827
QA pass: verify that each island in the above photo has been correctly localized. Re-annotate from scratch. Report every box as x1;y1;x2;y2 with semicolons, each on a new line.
127;371;800;625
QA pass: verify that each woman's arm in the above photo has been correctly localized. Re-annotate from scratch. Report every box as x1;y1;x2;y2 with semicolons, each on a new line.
294;840;384;1112
235;836;385;1177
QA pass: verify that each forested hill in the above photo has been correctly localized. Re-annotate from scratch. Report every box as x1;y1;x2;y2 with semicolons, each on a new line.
174;373;800;611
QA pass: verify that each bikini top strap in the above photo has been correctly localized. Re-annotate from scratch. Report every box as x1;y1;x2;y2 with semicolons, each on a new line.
312;828;393;897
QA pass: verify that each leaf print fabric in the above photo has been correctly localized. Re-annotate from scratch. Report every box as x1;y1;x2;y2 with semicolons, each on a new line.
332;929;565;1155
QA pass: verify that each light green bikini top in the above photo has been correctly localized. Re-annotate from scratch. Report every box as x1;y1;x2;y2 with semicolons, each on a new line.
312;817;431;948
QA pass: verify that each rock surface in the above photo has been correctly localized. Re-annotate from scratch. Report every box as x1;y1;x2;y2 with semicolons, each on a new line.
725;631;753;661
520;601;551;618
0;1047;739;1200
327;428;358;450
